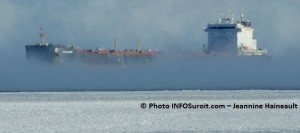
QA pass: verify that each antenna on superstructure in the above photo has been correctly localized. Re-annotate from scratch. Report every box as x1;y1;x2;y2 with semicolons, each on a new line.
39;27;46;45
113;37;118;50
136;37;141;51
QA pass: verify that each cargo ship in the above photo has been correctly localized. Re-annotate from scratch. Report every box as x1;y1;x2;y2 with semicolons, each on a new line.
25;28;159;65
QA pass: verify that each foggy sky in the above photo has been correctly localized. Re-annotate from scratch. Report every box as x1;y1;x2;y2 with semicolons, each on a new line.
0;0;300;91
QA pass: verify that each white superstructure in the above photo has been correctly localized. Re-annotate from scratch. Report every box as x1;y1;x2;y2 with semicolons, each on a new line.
204;14;267;56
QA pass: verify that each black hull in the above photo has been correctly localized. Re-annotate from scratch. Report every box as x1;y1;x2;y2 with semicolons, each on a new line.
25;44;75;63
26;44;59;63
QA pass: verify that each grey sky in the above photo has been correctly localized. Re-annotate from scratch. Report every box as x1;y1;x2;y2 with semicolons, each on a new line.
1;0;299;51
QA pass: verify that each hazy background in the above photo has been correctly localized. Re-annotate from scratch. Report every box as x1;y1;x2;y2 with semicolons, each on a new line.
0;0;300;91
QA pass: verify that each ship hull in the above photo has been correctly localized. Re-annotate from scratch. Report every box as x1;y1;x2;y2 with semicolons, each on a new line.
25;44;156;65
25;44;75;63
76;53;154;65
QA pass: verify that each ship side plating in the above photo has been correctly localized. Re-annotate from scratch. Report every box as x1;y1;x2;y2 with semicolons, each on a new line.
77;40;158;65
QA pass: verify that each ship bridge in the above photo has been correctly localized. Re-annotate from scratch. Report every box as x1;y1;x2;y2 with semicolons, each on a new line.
204;14;267;56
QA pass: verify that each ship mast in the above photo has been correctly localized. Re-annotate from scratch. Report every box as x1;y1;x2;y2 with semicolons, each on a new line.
113;37;118;50
39;27;46;45
136;37;141;51
240;14;244;22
